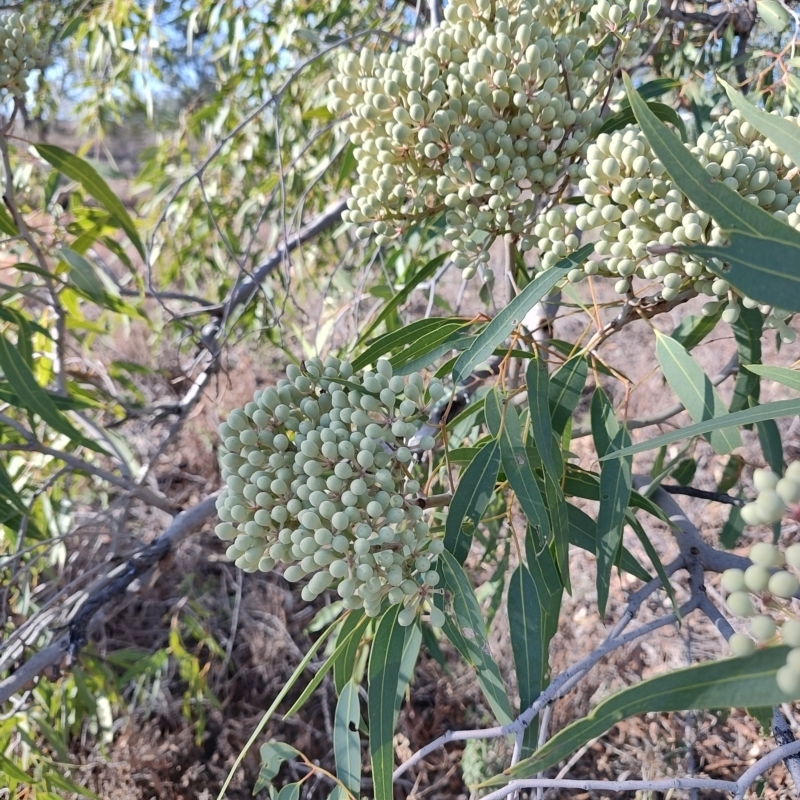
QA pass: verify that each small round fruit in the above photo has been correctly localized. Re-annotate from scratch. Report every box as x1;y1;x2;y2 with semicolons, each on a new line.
754;468;780;492
744;564;771;593
755;489;786;523
740;503;763;526
776;477;800;504
727;591;756;617
721;568;746;593
787;543;800;569
729;632;756;657
769;570;799;598
750;614;776;642
782;619;800;647
750;542;783;568
776;664;800;696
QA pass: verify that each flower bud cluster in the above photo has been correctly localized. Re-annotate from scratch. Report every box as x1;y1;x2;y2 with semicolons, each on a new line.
722;542;800;695
740;462;800;526
537;110;799;338
0;13;43;97
215;357;446;626
330;0;659;279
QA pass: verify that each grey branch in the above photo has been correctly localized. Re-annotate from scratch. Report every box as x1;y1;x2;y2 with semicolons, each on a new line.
0;492;220;706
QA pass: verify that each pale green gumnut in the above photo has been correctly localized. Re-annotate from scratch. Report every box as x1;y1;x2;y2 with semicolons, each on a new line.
769;570;799;599
754;489;786;524
721;568;746;593
743;564;771;593
776;477;800;504
750;542;784;568
729;632;756;657
782;619;800;647
740;503;763;526
776;663;800;696
727;591;755;617
786;461;800;484
750;614;776;642
787;543;800;569
753;468;780;492
428;605;446;628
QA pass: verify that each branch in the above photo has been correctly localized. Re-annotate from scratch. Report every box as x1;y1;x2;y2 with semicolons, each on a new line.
661;484;746;507
0;492;220;706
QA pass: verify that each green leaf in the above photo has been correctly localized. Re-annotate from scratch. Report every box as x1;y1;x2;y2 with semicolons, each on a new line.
0;754;32;784
598;100;687;140
655;330;742;454
353;317;467;371
549;355;587;435
285;613;370;716
567;504;651;582
0;335;105;453
44;771;102;800
393;334;475;376
507;548;561;757
277;782;301;800
624;73;800;312
745;364;800;392
368;605;412;800
601;398;800;459
333;610;367;695
718;455;745;493
756;411;784;475
591;389;632;611
360;253;448;340
0;202;17;236
437;551;513;724
720;503;746;548
755;0;790;32
334;680;362;794
729;306;763;413
670;309;722;351
35;144;145;259
526;357;571;591
485;646;798;786
452;243;593;383
254;742;300;793
564;465;668;521
671;458;697;486
0;459;27;514
485;388;550;544
444;439;501;564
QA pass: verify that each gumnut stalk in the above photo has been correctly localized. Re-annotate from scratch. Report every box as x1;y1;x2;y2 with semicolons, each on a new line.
215;357;446;626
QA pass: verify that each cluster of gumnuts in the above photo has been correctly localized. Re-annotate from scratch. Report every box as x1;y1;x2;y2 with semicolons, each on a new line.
215;357;447;626
0;12;43;97
329;0;659;281
721;463;800;693
536;110;799;339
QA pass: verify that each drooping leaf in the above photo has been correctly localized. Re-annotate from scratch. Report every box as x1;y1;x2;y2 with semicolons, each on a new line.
756;411;784;475
254;742;300;794
453;243;593;383
602;399;800;459
598;100;687;140
485;388;550;544
437;551;513;724
334;680;362;794
368;606;417;800
0;335;105;454
655;330;742;454
745;365;800;392
35;144;145;259
549;355;587;435
444;439;501;564
484;646;799;786
671;458;697;486
333;610;368;695
670;309;722;351
720;503;746;549
729;306;763;413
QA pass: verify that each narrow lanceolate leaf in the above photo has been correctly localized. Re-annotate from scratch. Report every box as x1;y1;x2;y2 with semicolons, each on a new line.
755;408;784;475
483;646;799;786
602;399;800;460
437;551;513;724
597;100;686;140
592;390;632;616
655;330;742;455
624;73;800;311
485;388;550;544
368;605;410;800
729;307;763;413
720;78;800;163
670;309;722;351
453;243;593;383
333;610;367;695
549;355;587;436
745;365;800;392
334;680;362;795
35;144;145;259
444;439;501;564
0;336;104;454
526;357;571;591
720;503;746;549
